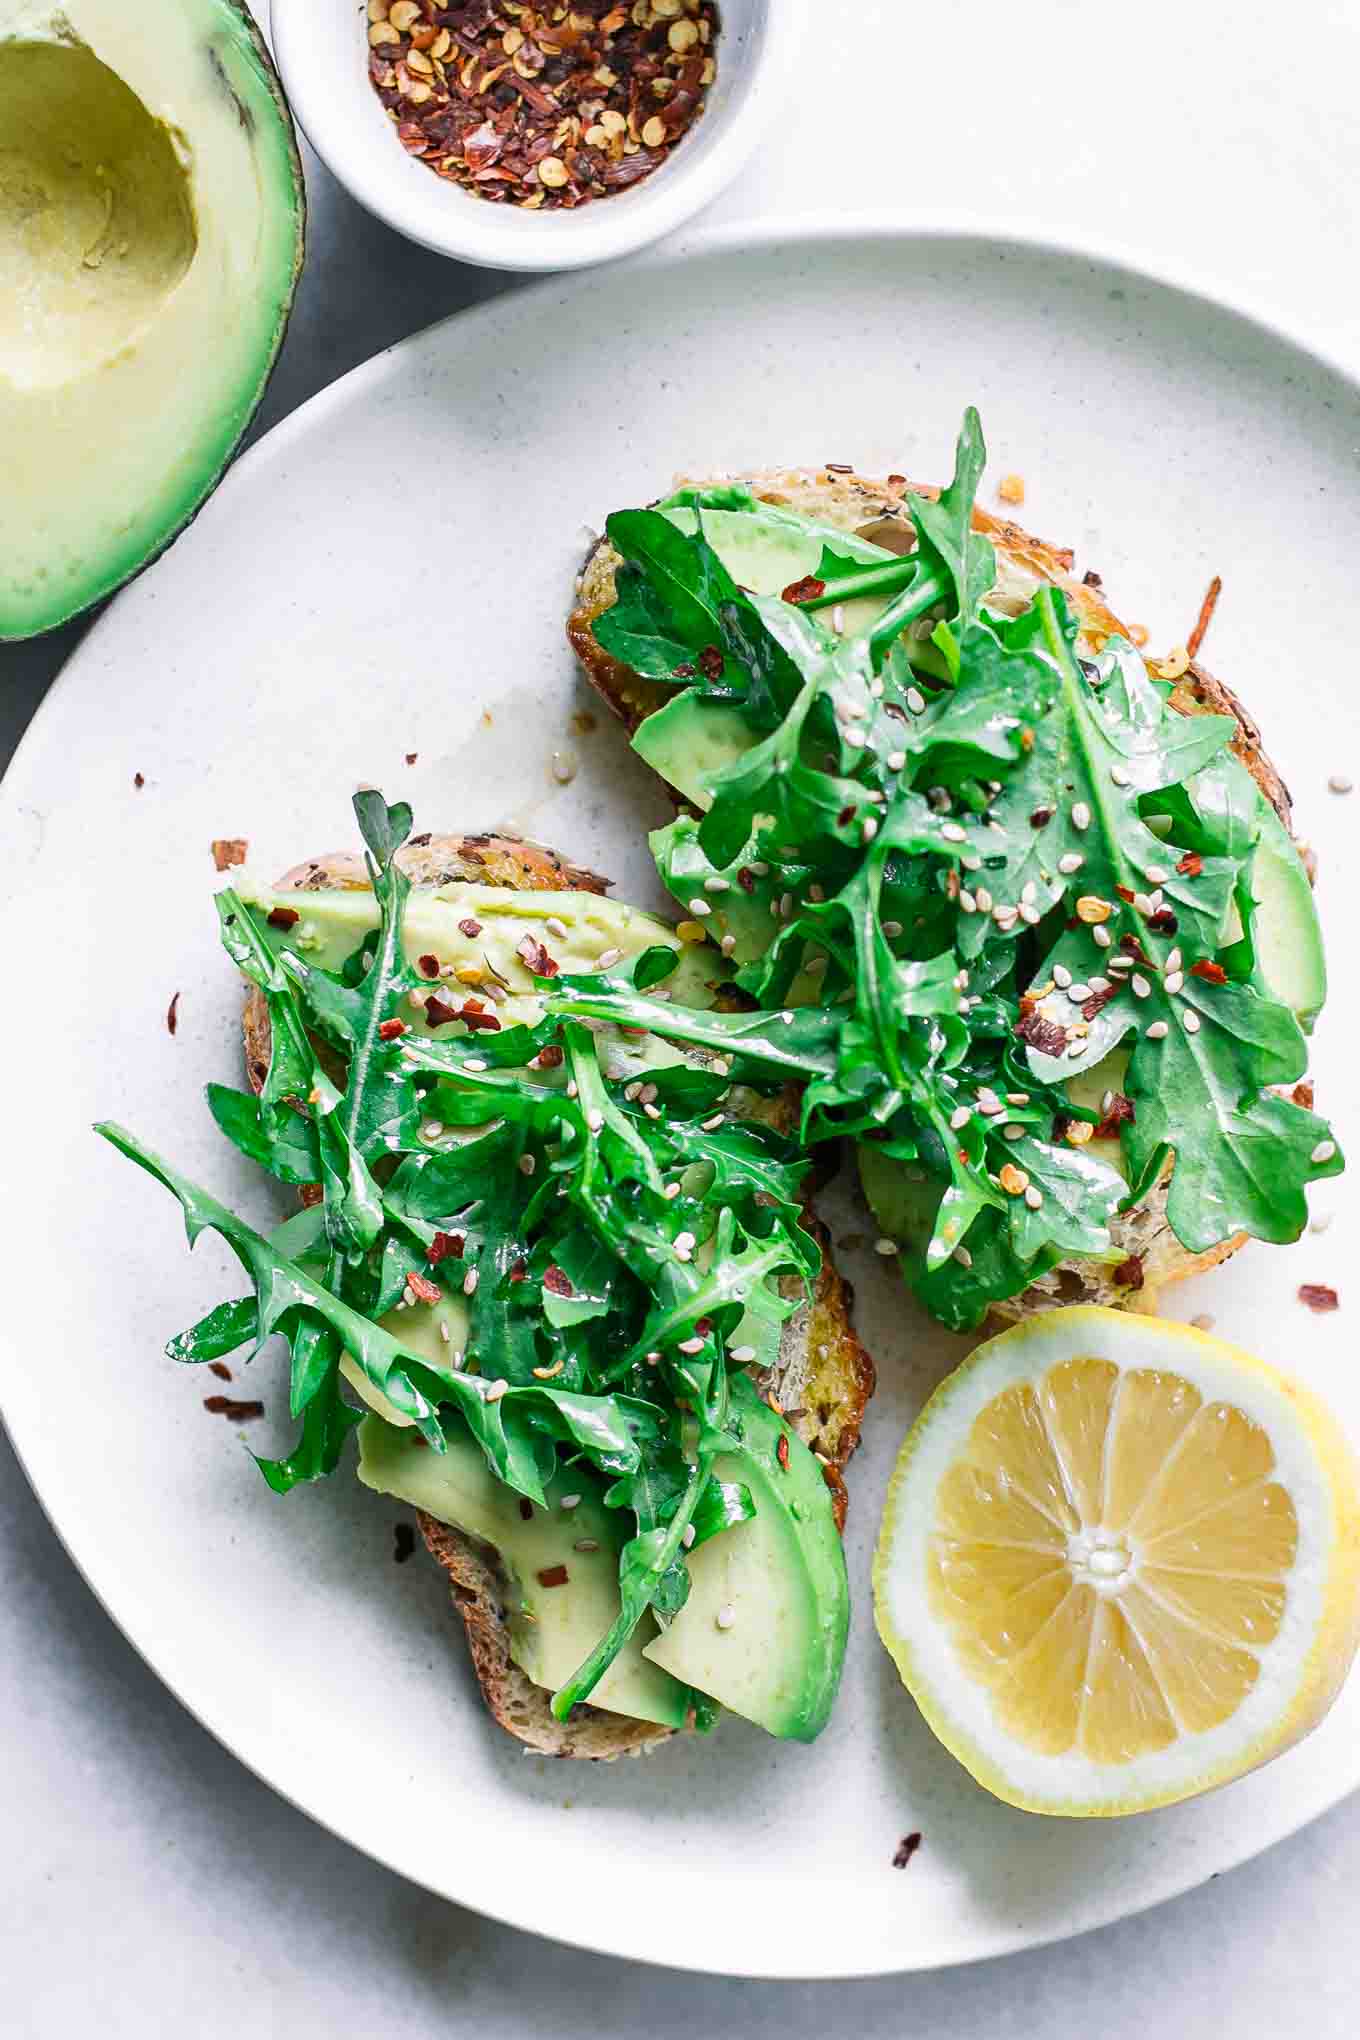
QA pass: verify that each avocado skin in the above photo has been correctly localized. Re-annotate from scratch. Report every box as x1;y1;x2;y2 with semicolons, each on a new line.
0;0;305;640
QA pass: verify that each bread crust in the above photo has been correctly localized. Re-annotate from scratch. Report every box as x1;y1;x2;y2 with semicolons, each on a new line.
567;466;1301;1318
241;829;873;1758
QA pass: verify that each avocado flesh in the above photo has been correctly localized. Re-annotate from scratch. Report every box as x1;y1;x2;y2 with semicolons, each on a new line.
633;506;907;808
0;0;303;638
356;1416;690;1730
1245;801;1326;1029
642;1375;848;1742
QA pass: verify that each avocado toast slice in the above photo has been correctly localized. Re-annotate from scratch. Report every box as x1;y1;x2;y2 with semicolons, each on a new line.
103;806;872;1762
561;414;1340;1329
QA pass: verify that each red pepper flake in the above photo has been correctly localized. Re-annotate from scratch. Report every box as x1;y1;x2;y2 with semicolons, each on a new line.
536;1043;565;1070
1191;959;1227;985
782;575;827;605
1148;909;1179;934
1120;932;1153;965
1299;1283;1339;1313
671;661;697;678
393;1522;416;1563
517;934;559;978
461;1005;503;1032
266;907;299;930
417;953;442;978
133;771;145;789
1095;1093;1136;1140
1292;1080;1315;1110
697;645;724;681
1113;1255;1145;1291
536;1565;570;1589
1186;574;1223;661
1081;982;1120;1022
405;752;418;766
208;1361;233;1382
736;865;757;893
211;838;248;871
837;805;857;828
543;1265;574;1297
1177;851;1203;877
424;993;461;1028
427;1231;465;1264
1082;568;1104;589
407;1270;443;1306
378;1017;408;1041
892;1832;923;1870
509;1257;528;1284
203;1395;265;1422
166;990;181;1037
1015;1009;1069;1058
519;1497;534;1521
776;1433;790;1472
1030;806;1054;829
458;917;483;938
1114;883;1136;903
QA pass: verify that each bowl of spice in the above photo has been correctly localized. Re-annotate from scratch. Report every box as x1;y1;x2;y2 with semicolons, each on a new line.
270;0;803;271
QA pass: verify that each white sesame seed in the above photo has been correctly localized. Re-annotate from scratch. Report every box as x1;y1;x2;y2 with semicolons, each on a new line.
566;1080;578;1098
1004;1123;1025;1140
1191;1312;1216;1331
1007;1092;1031;1106
720;933;737;956
1107;954;1133;972
1067;983;1091;1002
1053;964;1072;988
951;1245;973;1270
1165;948;1183;973
663;1181;681;1200
906;687;927;715
881;919;904;939
1328;774;1353;795
994;905;1018;927
1101;1090;1115;1114
716;1605;736;1631
729;1345;757;1363
1092;923;1112;949
975;887;994;913
941;822;967;843
1146;1020;1169;1039
1311;1210;1335;1232
518;1154;536;1175
1164;971;1185;995
1020;904;1042;925
703;875;731;894
1021;880;1038;905
645;1351;661;1365
408;990;426;1011
1312;1139;1337;1164
682;1524;696;1549
485;1378;507;1403
639;1083;658;1104
1110;765;1131;786
544;916;569;939
886;750;907;771
844;725;866;748
465;1059;489;1074
1067;1039;1087;1058
586;1107;604;1132
463;1268;479;1295
779;892;794;921
701;1113;725;1131
1182;1009;1201;1033
644;1102;662;1120
597;946;622;969
677;1335;705;1355
1133;891;1152;917
959;891;977;913
687;897;712;918
950;1106;971;1130
624;1080;642;1100
438;1319;451;1343
1131;974;1151;999
575;1538;600;1553
749;861;769;876
1024;1185;1043;1209
1057;852;1084;875
420;1119;443;1141
1146;865;1169;884
874;1238;898;1257
1088;976;1111;995
560;1493;582;1511
961;854;982;872
674;1230;696;1254
862;818;879;843
1071;802;1091;831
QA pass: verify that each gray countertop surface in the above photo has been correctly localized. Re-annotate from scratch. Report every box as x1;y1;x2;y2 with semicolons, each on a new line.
6;4;1360;2029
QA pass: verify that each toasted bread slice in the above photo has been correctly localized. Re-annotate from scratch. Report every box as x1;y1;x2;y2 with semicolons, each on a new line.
242;831;874;1759
568;467;1302;1319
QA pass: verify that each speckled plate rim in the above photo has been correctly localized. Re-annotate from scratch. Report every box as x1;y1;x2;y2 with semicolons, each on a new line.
2;213;1358;1979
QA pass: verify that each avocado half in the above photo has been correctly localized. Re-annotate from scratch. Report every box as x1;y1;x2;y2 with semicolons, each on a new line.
0;0;305;640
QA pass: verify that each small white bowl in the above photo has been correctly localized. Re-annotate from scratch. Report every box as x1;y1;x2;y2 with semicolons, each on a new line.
269;0;804;272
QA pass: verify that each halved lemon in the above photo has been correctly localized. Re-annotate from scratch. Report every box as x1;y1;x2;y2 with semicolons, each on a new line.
874;1307;1360;1815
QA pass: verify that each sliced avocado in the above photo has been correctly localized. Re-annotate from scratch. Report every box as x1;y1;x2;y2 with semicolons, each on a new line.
1244;802;1326;1029
632;690;758;811
641;1375;848;1742
0;0;304;638
357;1415;690;1730
241;879;726;1039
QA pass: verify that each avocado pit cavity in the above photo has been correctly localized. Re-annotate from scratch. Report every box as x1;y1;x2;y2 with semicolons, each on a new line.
0;26;195;391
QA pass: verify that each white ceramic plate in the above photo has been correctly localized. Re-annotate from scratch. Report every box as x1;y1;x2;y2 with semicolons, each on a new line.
2;222;1358;1979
